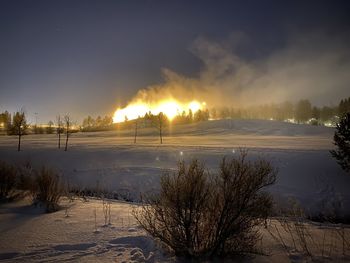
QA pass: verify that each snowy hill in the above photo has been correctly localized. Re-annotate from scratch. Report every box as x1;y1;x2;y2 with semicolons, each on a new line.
169;119;334;136
106;119;334;137
0;119;347;216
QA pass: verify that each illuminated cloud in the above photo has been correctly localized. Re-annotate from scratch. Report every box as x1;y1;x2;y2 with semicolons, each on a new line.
114;30;350;118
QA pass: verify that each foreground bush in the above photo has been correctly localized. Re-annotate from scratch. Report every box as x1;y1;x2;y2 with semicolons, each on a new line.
134;151;277;259
0;161;17;199
16;161;36;192
32;167;64;212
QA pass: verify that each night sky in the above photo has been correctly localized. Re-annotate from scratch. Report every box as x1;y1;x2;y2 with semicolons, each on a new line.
1;0;349;123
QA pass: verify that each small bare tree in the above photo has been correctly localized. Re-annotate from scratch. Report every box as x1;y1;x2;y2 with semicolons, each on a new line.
134;117;139;144
11;109;28;151
56;115;63;149
64;115;72;151
158;113;163;144
145;112;166;144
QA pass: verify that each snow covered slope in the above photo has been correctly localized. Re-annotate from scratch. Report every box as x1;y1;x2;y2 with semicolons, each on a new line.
0;119;348;216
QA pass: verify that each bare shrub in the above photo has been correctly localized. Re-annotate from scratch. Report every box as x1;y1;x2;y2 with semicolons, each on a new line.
133;151;277;259
16;161;35;192
0;161;17;199
32;167;64;212
268;200;350;260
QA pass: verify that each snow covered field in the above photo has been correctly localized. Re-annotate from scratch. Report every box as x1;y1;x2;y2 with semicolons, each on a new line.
0;119;348;214
0;198;349;262
0;119;350;262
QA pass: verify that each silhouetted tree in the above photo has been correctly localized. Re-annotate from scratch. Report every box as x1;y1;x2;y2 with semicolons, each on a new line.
280;101;294;120
312;106;321;120
338;97;350;117
64;115;71;151
102;115;113;127
172;111;188;124
33;125;45;134
46;121;54;134
330;112;350;173
295;99;312;123
82;115;94;128
96;115;102;127
193;109;210;122
219;106;230;119
188;109;193;122
210;107;217;120
194;109;203;122
0;111;11;133
134;117;139;144
320;106;335;123
56;115;63;149
146;112;167;144
81;115;113;132
157;113;164;144
11;110;28;151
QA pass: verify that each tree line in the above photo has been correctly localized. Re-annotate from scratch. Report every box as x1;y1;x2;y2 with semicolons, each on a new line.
80;109;210;132
209;98;350;124
0;110;74;151
1;97;349;149
81;115;113;132
78;97;350;134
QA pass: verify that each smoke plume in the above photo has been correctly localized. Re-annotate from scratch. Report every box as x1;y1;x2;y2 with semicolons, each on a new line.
127;30;350;108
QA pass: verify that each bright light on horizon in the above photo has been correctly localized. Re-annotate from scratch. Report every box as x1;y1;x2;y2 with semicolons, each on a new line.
113;99;206;123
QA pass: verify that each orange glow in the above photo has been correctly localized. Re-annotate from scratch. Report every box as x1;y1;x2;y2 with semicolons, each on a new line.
113;99;205;123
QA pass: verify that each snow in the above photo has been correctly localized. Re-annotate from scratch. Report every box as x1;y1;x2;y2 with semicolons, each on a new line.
0;119;349;262
0;198;349;262
0;119;348;214
0;198;167;262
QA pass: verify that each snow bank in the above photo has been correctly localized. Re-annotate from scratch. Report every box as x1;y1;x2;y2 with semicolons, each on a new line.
0;198;349;262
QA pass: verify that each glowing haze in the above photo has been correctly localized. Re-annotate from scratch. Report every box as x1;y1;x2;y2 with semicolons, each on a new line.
113;31;350;123
113;100;204;123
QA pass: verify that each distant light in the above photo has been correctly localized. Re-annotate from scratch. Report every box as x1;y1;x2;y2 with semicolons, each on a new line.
285;118;297;124
113;99;205;123
180;151;183;156
188;101;201;113
156;156;160;161
232;149;235;154
324;122;335;127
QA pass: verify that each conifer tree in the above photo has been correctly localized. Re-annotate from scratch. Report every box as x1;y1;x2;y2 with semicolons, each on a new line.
330;112;350;173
